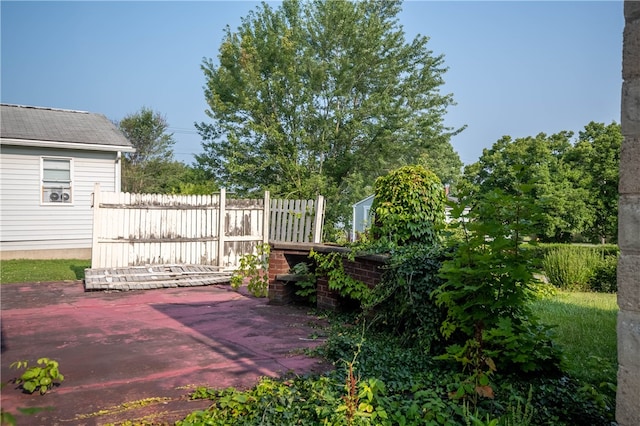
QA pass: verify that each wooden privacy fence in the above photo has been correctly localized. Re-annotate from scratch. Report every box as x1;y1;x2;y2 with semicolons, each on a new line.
90;183;325;269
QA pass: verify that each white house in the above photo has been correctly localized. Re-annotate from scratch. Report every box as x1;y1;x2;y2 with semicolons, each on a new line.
0;104;134;260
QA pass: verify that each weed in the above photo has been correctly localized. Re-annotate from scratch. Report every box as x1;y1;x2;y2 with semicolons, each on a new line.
10;358;64;395
230;243;270;297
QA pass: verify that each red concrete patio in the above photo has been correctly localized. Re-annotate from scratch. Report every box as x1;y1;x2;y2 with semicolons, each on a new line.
0;281;331;425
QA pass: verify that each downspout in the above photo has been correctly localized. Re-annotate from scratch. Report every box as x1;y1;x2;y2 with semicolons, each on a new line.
352;203;356;242
115;151;121;193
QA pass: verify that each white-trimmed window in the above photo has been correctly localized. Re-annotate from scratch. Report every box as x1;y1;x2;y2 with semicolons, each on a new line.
41;157;73;204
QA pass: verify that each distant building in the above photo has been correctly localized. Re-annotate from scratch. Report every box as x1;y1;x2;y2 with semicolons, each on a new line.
351;195;375;241
0;104;134;260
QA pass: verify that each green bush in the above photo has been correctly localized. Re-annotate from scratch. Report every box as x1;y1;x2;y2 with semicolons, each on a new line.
370;165;446;247
542;247;600;291
542;246;617;292
588;255;618;293
436;183;562;377
525;243;619;272
366;243;448;352
230;243;270;297
289;262;317;304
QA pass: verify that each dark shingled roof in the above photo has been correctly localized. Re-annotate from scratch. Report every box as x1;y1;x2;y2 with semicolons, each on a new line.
0;104;133;149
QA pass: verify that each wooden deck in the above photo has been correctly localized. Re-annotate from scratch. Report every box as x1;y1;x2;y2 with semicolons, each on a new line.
84;264;233;291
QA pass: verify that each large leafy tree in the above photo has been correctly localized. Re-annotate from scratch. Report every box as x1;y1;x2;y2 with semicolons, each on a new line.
118;107;180;194
461;122;621;243
461;132;587;242
568;122;621;243
119;107;175;166
195;0;462;233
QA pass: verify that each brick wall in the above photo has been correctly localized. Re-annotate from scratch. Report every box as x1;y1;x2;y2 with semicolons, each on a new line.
268;242;387;309
267;243;311;305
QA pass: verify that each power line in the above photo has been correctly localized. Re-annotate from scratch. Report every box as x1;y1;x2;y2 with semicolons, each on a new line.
168;127;199;135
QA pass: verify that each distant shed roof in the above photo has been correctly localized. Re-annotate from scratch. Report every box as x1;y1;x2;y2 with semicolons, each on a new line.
0;104;134;152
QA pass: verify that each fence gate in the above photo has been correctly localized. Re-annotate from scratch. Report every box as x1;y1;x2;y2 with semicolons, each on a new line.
90;183;324;269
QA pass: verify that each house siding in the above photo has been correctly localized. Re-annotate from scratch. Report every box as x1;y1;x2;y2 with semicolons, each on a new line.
0;145;117;256
352;195;375;240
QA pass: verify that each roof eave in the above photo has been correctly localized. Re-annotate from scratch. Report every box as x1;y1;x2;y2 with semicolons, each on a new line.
0;138;136;153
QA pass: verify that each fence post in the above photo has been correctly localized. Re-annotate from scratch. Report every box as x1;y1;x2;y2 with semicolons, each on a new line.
263;191;270;245
90;182;101;268
217;188;226;268
313;195;325;243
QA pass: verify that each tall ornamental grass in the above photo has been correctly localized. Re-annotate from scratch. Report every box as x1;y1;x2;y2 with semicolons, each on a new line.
542;246;610;291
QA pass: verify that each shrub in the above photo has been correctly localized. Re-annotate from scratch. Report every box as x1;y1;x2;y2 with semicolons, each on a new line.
525;243;619;272
369;165;446;247
588;255;618;293
366;243;449;352
542;246;600;291
435;182;562;378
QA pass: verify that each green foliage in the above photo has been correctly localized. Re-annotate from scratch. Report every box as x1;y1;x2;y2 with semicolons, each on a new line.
532;282;558;300
170;167;220;195
435;180;562;377
310;250;371;304
289;262;317;303
122;159;195;194
176;301;614;426
10;358;64;395
366;243;448;351
195;0;462;236
483;317;561;374
540;245;618;293
118;107;175;166
523;243;619;271
230;243;270;297
439;338;496;407
370;165;446;247
588;255;618;293
118;107;194;195
498;385;535;426
572;122;622;243
173;181;218;195
0;259;90;284
436;188;537;340
461;122;621;244
0;409;15;426
1;405;51;426
501;377;613;425
541;246;601;291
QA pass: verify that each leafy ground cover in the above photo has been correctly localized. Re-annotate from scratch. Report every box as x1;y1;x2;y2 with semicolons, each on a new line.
0;259;90;284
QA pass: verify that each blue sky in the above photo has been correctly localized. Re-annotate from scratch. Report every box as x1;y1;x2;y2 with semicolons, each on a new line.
1;1;624;166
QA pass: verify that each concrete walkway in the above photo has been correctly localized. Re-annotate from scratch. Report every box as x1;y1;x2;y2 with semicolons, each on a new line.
0;281;330;425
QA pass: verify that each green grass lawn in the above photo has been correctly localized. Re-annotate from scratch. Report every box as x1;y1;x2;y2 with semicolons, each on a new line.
0;259;91;284
533;291;618;386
